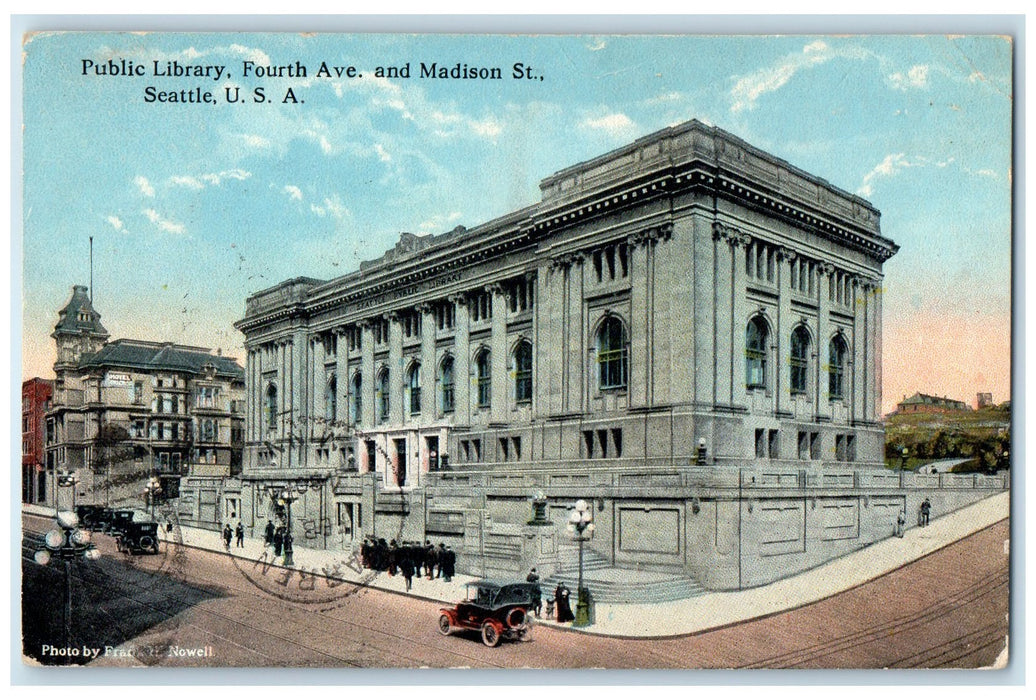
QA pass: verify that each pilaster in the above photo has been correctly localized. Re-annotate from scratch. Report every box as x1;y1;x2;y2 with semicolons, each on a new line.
388;312;404;425
451;294;471;426
488;284;508;422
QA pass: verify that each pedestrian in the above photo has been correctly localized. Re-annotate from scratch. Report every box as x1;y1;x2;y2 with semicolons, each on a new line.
273;526;284;557
264;519;275;548
896;510;906;537
400;551;414;591
424;540;436;580
434;543;446;578
165;519;173;534
283;531;293;561
442;545;456;582
235;521;245;547
526;568;542;617
222;523;233;549
388;539;399;576
920;497;932;527
555;582;574;623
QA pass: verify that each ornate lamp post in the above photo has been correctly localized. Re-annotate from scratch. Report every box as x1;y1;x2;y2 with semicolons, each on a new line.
146;476;163;521
567;499;595;627
56;470;80;511
34;505;100;651
266;477;322;567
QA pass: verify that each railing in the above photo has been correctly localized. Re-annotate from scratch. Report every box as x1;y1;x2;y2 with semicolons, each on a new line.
423;463;1010;493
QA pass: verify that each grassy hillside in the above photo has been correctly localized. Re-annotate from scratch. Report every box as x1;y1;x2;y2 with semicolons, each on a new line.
884;403;1011;473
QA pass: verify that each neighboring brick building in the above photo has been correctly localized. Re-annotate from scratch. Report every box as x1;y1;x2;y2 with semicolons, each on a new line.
21;377;54;504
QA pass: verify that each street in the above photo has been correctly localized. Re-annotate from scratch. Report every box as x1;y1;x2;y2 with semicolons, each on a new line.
21;512;1009;669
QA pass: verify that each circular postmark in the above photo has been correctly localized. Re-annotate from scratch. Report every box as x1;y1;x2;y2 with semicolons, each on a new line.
224;475;411;612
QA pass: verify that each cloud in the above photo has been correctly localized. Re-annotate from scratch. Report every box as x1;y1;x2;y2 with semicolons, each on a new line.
106;215;125;233
586;38;607;52
169;169;252;189
143;208;186;235
310;194;350;220
373;143;391;162
134;176;155;197
581;112;636;136
888;64;930;91
237;133;271;149
283;185;303;200
857;153;922;197
730;40;838;113
417;211;463;234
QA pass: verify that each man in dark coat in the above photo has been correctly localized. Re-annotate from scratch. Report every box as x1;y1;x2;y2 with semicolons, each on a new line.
526;568;542;617
273;526;284;556
400;551;414;591
442;545;456;582
222;523;233;549
235;522;245;547
264;520;275;547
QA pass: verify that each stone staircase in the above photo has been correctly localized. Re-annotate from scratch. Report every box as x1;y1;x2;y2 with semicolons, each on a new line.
541;544;708;604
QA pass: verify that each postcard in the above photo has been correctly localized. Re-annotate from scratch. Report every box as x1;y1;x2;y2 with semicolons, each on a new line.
18;27;1013;671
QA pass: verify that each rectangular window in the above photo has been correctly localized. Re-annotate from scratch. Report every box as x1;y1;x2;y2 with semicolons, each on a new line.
846;434;857;462
472;439;482;462
499;437;509;461
611;428;623;458
597;429;609;458
755;429;766;458
798;431;809;460
512;436;522;461
835;434;847;462
768;429;779;459
583;430;595;459
810;432;820;460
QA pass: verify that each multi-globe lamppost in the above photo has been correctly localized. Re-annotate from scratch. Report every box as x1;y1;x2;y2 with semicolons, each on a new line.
145;476;162;521
266;477;323;567
567;499;595;627
34;481;100;650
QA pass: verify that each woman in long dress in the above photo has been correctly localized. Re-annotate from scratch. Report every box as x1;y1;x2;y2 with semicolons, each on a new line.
555;583;575;623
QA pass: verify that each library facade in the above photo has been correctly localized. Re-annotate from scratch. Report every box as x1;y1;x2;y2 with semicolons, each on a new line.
230;120;1003;589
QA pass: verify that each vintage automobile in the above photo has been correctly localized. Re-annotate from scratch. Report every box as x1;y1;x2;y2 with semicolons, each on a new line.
114;520;160;555
106;509;137;536
438;580;535;647
75;505;113;532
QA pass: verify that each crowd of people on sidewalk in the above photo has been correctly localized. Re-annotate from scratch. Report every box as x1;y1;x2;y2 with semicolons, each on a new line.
359;537;457;590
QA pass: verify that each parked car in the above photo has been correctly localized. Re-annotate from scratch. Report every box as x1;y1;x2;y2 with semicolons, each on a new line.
75;505;112;532
106;509;137;536
438;580;535;647
115;520;160;555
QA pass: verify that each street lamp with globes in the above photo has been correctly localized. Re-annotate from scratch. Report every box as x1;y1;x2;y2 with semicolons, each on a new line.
567;499;595;626
34;508;100;651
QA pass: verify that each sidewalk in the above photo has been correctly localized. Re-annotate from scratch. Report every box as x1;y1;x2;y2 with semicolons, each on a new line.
23;491;1009;638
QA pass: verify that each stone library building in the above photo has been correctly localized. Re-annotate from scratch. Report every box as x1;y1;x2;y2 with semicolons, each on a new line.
228;119;1003;590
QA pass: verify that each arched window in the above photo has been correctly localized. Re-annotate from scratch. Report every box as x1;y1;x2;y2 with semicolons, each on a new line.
514;340;533;404
265;384;278;432
351;372;362;423
597;316;628;390
476;348;491;408
790;326;810;395
440;357;454;413
325;374;337;422
829;335;848;400
408;363;421;415
746;317;770;390
377;368;390;423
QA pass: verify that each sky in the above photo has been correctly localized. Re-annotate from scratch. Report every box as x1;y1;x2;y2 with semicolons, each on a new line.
18;31;1013;416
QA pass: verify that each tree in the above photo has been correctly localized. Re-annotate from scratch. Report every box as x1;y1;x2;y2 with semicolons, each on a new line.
90;422;135;507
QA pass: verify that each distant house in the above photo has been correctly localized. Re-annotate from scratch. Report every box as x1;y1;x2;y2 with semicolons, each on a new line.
976;392;994;409
895;392;969;414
